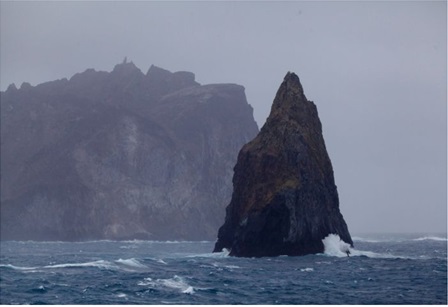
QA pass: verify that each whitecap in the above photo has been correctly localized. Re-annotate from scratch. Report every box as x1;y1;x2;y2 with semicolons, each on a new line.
146;257;167;265
0;264;38;271
119;245;138;249
182;286;195;294
44;260;117;270
349;250;407;259
352;236;384;243
322;234;411;259
352;235;448;243
115;258;147;269
186;248;230;258
413;236;447;242
137;277;155;287
322;234;352;257
224;265;241;269
158;275;195;294
207;262;241;270
300;267;314;272
351;235;409;243
156;240;210;244
138;275;196;294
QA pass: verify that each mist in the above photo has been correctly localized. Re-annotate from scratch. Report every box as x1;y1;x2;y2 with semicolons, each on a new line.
1;1;446;234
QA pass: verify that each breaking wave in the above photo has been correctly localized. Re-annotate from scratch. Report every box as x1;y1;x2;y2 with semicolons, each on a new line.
115;258;147;269
352;236;388;243
0;261;118;271
1;258;150;272
322;234;413;259
322;234;352;257
352;235;447;243
186;248;230;259
1;240;446;304
5;240;212;244
300;267;314;272
44;260;118;270
138;275;196;294
0;264;38;271
413;236;447;242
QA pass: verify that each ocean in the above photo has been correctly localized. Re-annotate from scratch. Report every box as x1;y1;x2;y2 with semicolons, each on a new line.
0;233;446;304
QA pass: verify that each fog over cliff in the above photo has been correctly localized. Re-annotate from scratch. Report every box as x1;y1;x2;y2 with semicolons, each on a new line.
1;62;258;240
1;1;446;234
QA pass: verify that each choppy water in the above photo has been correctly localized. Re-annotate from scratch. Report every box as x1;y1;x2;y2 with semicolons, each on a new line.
0;233;446;304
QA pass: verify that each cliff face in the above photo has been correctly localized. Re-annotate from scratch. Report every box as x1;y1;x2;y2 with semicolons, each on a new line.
0;62;258;241
213;72;352;257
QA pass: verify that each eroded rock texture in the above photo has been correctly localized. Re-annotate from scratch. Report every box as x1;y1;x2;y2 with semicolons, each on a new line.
0;61;258;241
213;72;352;257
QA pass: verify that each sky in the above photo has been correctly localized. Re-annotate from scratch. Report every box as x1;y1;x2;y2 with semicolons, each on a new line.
1;1;446;234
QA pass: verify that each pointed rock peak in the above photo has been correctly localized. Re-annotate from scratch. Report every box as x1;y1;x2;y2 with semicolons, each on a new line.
6;83;18;92
213;73;352;257
266;71;309;124
280;71;306;100
284;71;299;82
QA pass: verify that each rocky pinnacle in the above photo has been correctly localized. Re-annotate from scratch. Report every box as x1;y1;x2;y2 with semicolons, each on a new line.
213;72;353;257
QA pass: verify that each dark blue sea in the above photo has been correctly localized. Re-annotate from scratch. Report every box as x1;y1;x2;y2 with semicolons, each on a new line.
0;233;446;304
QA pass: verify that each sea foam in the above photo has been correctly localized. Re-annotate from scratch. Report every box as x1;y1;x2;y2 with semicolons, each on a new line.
322;234;352;257
138;275;196;294
352;236;385;243
322;234;411;259
300;267;314;272
186;248;230;259
159;275;195;294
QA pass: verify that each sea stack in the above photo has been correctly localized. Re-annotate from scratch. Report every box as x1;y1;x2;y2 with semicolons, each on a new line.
213;72;353;257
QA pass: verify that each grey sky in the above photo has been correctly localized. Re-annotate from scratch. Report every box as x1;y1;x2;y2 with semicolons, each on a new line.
1;1;446;234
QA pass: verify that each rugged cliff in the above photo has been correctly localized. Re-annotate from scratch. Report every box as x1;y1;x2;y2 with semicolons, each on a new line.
213;72;352;257
0;61;258;241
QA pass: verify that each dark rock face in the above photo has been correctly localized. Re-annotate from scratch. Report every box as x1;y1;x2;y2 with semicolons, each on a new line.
213;72;352;257
0;62;258;241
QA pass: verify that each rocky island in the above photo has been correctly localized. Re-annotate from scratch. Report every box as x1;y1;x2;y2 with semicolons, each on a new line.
0;61;258;241
213;72;353;257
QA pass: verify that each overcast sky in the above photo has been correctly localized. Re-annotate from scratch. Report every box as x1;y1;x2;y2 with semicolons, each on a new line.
1;1;446;234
